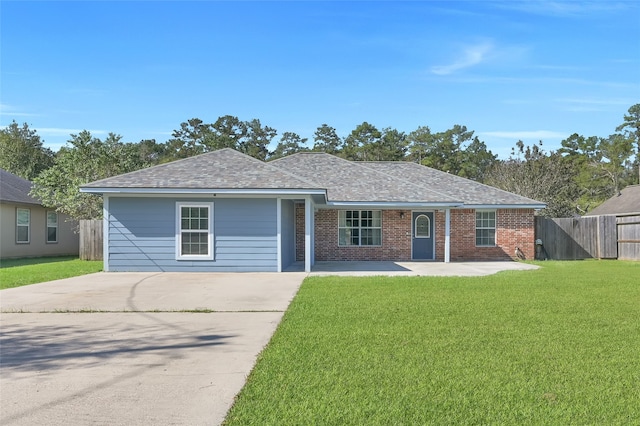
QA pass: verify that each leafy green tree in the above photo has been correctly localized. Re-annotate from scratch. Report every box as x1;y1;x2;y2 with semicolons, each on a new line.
0;121;54;180
458;136;497;181
597;133;635;195
421;125;474;174
269;132;309;160
560;133;608;213
371;127;407;161
616;103;640;183
208;115;247;151
560;132;635;212
406;126;434;164
312;124;342;154
31;131;147;220
485;141;580;217
342;122;381;161
409;124;495;180
164;118;209;161
136;139;169;165
239;119;276;161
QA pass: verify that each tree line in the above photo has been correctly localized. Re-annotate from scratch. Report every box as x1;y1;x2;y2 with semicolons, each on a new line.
0;104;638;220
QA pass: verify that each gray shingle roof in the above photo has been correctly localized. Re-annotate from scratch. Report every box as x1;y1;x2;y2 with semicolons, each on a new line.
272;153;459;203
0;169;40;205
82;148;545;207
362;161;544;206
82;148;318;190
586;185;640;216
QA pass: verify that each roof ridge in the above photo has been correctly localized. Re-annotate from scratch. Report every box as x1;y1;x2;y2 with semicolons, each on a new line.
271;151;367;188
213;149;321;187
278;153;466;202
358;161;461;202
261;156;323;188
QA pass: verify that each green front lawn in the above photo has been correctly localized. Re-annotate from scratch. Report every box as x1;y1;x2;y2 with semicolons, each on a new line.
225;261;640;425
0;256;103;289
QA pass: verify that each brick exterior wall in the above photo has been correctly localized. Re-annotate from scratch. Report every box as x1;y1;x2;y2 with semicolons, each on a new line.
449;208;536;261
295;206;536;262
314;209;412;261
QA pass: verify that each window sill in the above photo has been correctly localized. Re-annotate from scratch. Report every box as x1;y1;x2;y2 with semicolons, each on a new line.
176;256;215;261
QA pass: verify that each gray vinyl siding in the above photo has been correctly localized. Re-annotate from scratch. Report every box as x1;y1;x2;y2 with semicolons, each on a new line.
280;200;295;270
108;197;278;272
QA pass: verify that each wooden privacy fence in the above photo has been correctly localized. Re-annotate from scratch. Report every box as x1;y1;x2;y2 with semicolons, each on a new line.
535;215;640;261
617;215;640;260
535;216;616;260
79;219;103;261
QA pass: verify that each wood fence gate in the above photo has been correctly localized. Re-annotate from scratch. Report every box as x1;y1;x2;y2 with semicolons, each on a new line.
79;219;103;261
617;215;640;260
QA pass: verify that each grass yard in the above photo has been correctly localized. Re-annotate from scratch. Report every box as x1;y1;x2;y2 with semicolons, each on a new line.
0;256;103;289
225;261;640;425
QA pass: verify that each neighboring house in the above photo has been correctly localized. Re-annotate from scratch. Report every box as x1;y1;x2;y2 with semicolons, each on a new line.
80;149;545;272
0;169;79;259
585;185;640;217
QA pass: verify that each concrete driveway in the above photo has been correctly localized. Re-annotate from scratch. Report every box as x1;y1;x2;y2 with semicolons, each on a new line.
1;262;537;425
0;272;306;426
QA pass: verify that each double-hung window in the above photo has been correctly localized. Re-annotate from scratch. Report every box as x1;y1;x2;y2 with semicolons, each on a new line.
176;202;214;260
476;210;496;246
47;211;58;243
16;208;30;244
338;210;382;246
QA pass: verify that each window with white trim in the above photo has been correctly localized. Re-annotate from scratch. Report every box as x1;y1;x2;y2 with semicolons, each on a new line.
476;210;496;246
176;202;214;260
17;208;30;243
47;211;58;243
338;210;382;246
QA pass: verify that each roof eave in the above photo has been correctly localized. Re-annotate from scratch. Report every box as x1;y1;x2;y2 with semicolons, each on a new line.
79;187;327;197
464;203;547;209
0;199;42;206
324;201;464;208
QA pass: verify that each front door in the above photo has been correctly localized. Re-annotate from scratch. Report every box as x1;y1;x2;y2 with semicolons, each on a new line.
412;211;434;260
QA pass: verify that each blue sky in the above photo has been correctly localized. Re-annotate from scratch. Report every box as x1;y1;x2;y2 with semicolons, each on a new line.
1;1;639;158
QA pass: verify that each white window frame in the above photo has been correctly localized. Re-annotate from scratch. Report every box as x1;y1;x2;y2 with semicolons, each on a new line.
338;210;382;247
46;211;58;244
475;210;497;247
175;202;214;260
16;208;30;244
414;214;431;238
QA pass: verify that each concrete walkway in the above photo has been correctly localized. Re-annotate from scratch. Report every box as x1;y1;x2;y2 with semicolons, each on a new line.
298;260;539;276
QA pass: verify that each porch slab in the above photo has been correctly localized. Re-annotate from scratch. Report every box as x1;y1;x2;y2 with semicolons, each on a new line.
297;261;539;276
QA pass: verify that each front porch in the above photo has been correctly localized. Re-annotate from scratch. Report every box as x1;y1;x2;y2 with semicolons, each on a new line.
292;204;453;272
284;260;537;276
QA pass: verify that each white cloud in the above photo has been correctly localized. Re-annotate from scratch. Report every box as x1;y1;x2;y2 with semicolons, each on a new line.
0;103;38;119
431;42;494;75
493;1;631;17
